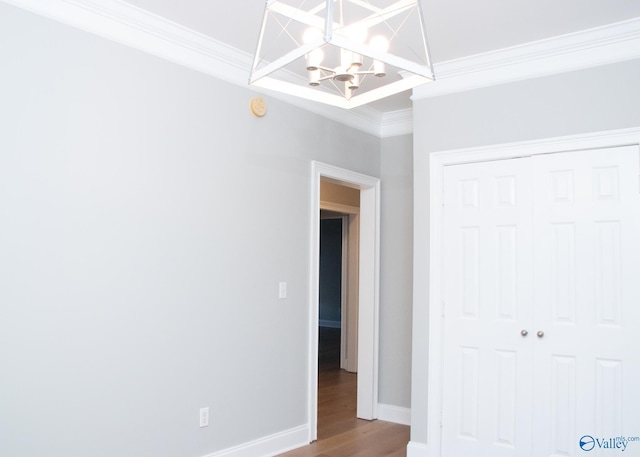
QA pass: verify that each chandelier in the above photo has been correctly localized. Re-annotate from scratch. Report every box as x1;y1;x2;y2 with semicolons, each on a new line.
249;0;435;109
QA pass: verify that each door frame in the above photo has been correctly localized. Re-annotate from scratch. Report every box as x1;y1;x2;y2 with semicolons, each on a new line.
310;161;381;442
412;127;640;456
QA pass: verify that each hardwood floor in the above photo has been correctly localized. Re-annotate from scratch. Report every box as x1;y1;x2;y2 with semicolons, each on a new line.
277;327;409;457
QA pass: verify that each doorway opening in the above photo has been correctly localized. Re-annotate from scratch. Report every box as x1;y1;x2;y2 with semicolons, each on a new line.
309;161;380;443
319;215;348;369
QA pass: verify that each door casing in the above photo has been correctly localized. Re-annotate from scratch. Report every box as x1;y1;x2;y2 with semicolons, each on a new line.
310;161;380;442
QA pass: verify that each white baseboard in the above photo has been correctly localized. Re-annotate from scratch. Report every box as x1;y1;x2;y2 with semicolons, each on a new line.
203;425;309;457
377;403;411;426
318;319;341;328
200;406;409;457
406;441;428;457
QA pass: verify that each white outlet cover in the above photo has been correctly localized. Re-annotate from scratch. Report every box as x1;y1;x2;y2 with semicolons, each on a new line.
279;282;287;299
199;407;209;428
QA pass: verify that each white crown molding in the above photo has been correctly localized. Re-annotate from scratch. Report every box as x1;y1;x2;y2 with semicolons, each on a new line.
381;109;413;138
428;126;640;163
5;1;640;136
2;0;391;138
2;0;251;83
413;17;640;100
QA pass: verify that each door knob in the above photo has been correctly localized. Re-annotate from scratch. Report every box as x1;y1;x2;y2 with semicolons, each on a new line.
537;331;544;338
521;330;528;337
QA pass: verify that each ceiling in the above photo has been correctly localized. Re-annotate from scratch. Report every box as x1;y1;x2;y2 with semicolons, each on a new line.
121;0;640;112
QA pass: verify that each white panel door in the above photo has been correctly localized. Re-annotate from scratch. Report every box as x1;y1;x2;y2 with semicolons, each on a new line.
441;145;640;457
531;146;640;457
442;158;535;457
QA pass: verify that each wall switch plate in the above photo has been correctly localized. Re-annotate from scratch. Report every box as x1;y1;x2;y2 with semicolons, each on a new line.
199;407;209;428
279;282;287;299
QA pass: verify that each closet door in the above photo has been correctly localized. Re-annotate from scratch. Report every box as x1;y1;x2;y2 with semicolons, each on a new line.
441;157;534;457
531;146;640;457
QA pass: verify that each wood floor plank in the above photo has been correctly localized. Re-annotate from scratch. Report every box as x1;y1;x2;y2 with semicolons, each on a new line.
277;328;408;457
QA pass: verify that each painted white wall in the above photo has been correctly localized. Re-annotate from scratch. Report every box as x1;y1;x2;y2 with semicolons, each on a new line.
379;134;414;409
0;3;392;457
410;59;640;448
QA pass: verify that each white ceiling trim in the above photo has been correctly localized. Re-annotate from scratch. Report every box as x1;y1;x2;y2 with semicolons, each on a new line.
3;0;397;138
2;0;251;87
429;126;640;163
414;17;640;100
4;1;639;136
380;109;414;138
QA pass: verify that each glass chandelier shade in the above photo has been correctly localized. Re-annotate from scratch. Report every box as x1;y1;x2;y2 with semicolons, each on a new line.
249;0;435;109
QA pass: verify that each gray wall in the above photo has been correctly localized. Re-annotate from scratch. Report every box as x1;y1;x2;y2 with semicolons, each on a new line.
410;59;640;445
415;58;640;152
379;134;414;408
0;4;414;457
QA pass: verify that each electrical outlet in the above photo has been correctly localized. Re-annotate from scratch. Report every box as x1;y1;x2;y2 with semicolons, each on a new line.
279;281;287;299
199;407;209;428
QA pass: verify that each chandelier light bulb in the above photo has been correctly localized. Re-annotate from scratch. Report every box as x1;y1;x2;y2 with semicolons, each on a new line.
303;27;323;44
370;35;389;52
345;23;368;43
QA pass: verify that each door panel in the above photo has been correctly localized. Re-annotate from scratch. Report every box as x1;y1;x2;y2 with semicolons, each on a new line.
442;158;534;456
532;146;640;457
441;146;640;457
